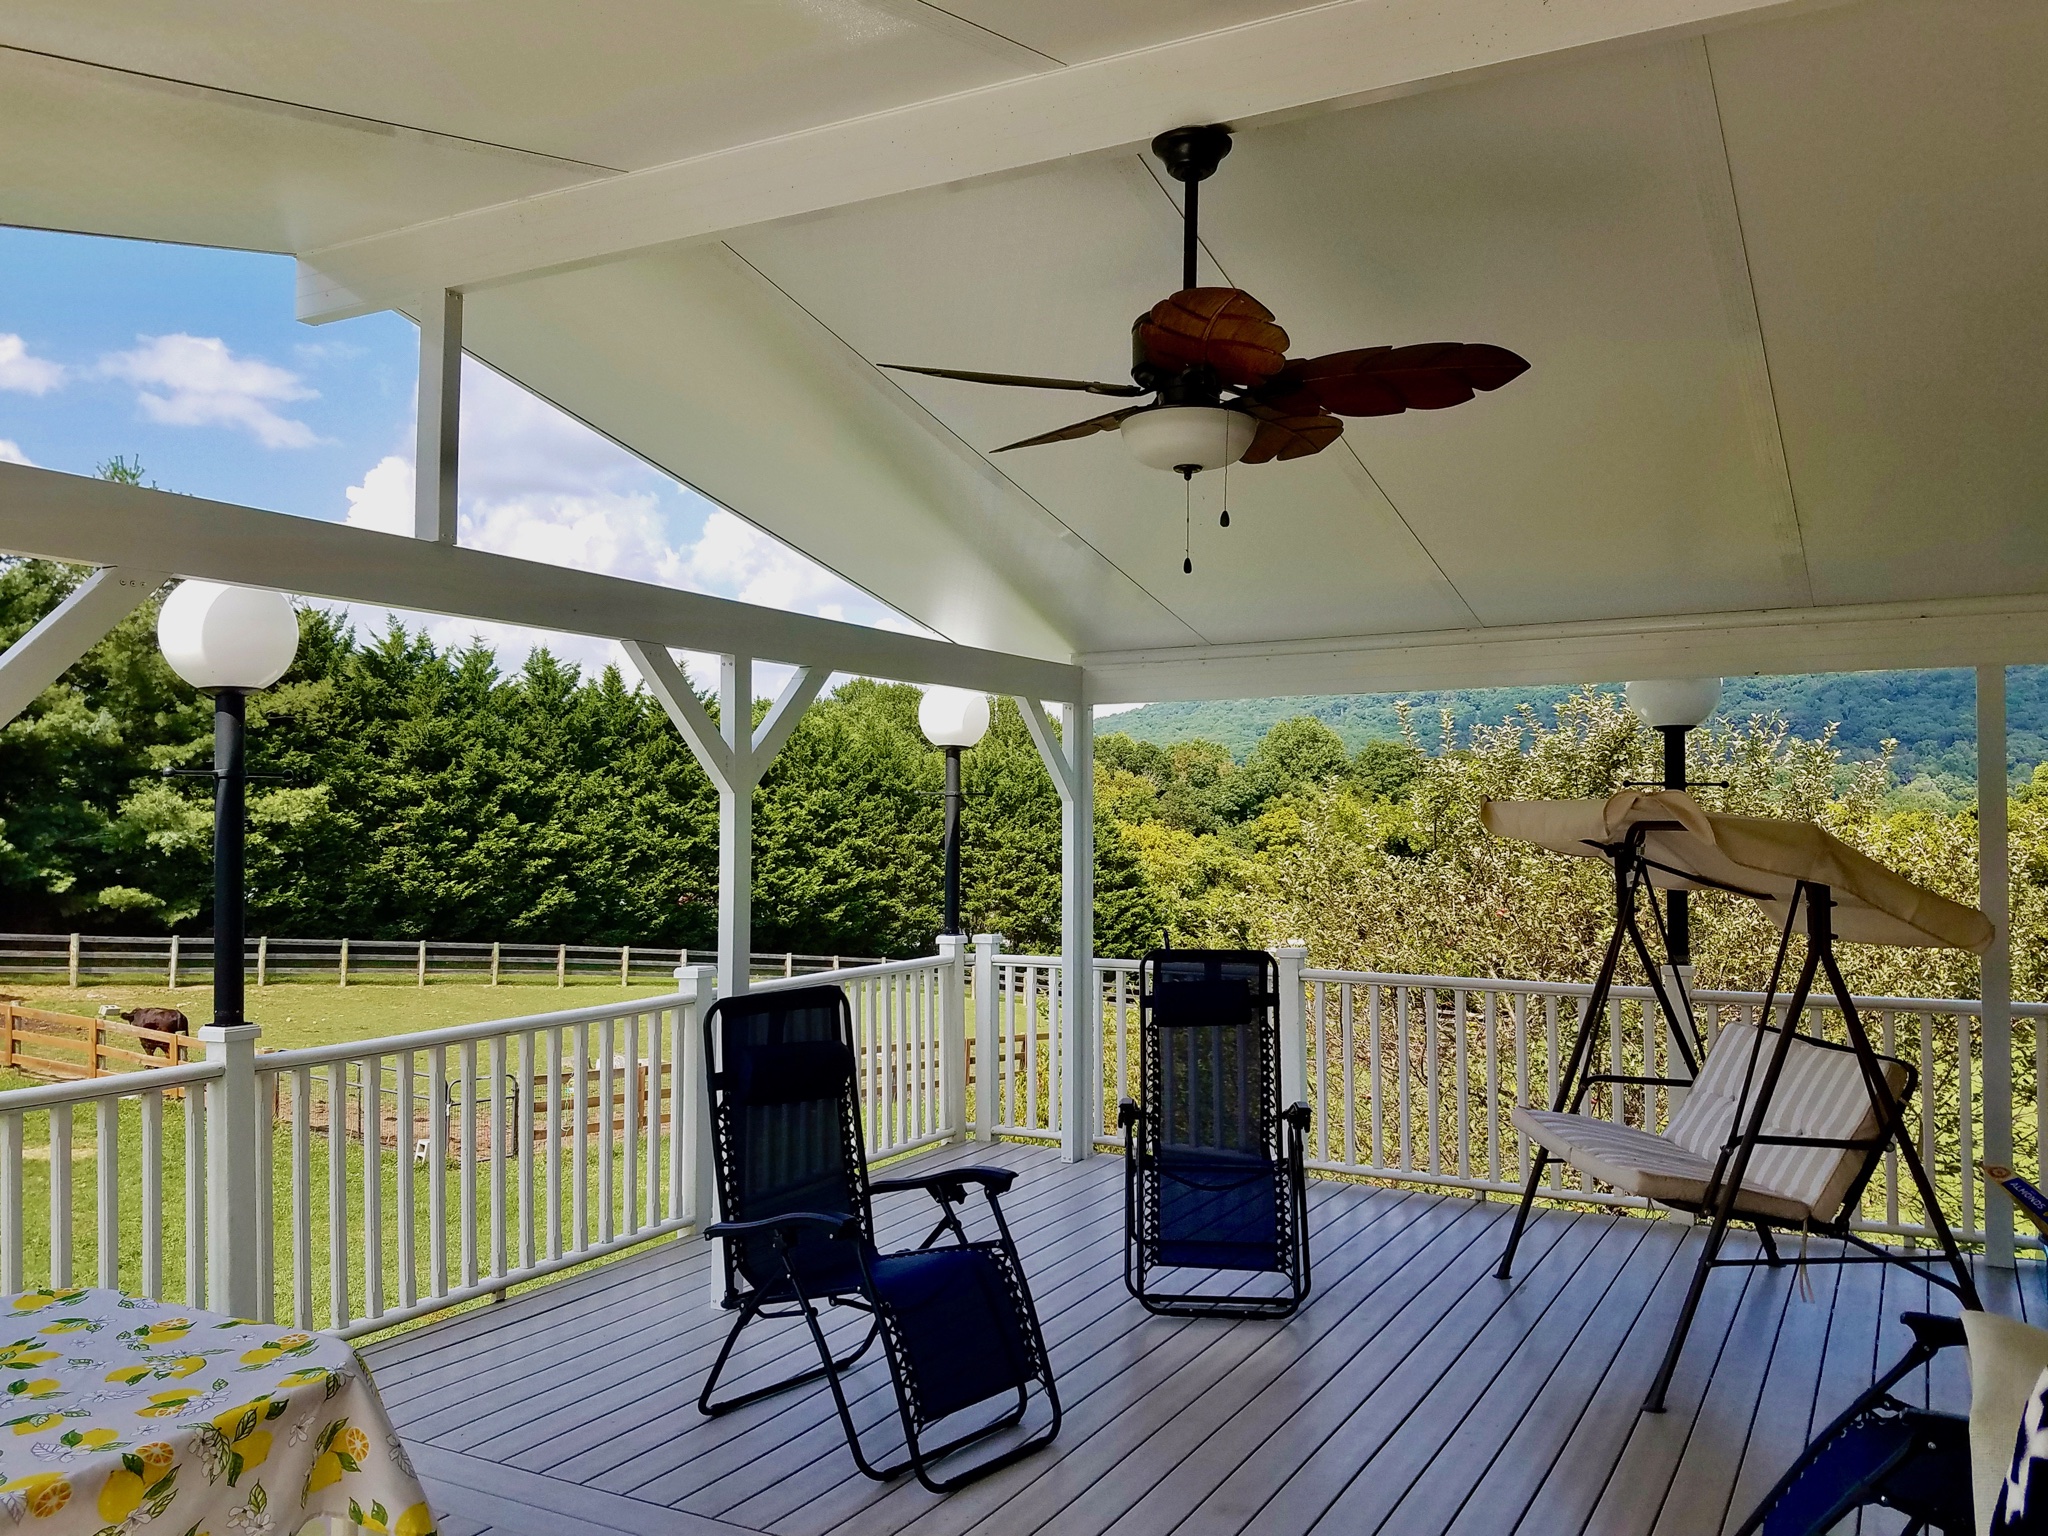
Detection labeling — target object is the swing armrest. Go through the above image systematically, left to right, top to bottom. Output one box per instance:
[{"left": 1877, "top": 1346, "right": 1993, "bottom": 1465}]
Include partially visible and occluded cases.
[
  {"left": 1117, "top": 1098, "right": 1143, "bottom": 1130},
  {"left": 1283, "top": 1103, "right": 1312, "bottom": 1133},
  {"left": 869, "top": 1166, "right": 1017, "bottom": 1202},
  {"left": 704, "top": 1212, "right": 861, "bottom": 1242},
  {"left": 1901, "top": 1311, "right": 1967, "bottom": 1353}
]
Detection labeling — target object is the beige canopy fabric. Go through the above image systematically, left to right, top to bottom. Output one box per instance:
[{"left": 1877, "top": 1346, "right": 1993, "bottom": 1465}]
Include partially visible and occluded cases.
[{"left": 1480, "top": 789, "right": 1992, "bottom": 952}]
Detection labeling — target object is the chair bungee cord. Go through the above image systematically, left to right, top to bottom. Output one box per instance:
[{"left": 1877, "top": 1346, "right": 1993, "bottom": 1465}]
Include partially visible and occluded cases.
[
  {"left": 1484, "top": 791, "right": 1989, "bottom": 1415},
  {"left": 1119, "top": 949, "right": 1312, "bottom": 1318},
  {"left": 697, "top": 984, "right": 1060, "bottom": 1493}
]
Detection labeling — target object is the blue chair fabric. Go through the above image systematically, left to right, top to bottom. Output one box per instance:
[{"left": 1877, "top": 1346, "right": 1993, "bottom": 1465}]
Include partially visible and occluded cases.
[{"left": 698, "top": 983, "right": 1060, "bottom": 1494}]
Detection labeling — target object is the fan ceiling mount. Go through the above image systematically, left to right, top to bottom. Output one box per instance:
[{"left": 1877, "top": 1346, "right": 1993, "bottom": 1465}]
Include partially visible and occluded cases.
[{"left": 881, "top": 124, "right": 1531, "bottom": 490}]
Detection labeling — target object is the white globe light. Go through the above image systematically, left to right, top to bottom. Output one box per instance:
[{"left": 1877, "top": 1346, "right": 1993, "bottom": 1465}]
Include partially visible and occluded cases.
[
  {"left": 1119, "top": 406, "right": 1256, "bottom": 473},
  {"left": 156, "top": 581, "right": 300, "bottom": 691},
  {"left": 1626, "top": 677, "right": 1723, "bottom": 730},
  {"left": 918, "top": 686, "right": 990, "bottom": 750}
]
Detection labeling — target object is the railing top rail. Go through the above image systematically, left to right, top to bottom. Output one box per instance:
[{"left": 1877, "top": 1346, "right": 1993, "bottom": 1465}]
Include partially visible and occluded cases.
[
  {"left": 753, "top": 955, "right": 942, "bottom": 989},
  {"left": 1297, "top": 966, "right": 2038, "bottom": 1016},
  {"left": 256, "top": 991, "right": 690, "bottom": 1070},
  {"left": 0, "top": 1059, "right": 224, "bottom": 1111}
]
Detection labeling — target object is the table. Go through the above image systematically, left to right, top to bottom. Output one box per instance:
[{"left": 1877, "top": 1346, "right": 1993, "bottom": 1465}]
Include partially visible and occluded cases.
[{"left": 0, "top": 1287, "right": 434, "bottom": 1536}]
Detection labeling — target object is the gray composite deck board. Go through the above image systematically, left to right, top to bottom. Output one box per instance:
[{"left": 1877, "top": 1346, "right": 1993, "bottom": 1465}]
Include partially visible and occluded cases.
[{"left": 364, "top": 1142, "right": 2041, "bottom": 1536}]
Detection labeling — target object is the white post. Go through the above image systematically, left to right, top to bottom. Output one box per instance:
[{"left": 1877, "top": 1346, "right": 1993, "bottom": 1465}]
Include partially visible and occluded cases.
[
  {"left": 413, "top": 289, "right": 463, "bottom": 545},
  {"left": 718, "top": 653, "right": 754, "bottom": 1002},
  {"left": 1980, "top": 664, "right": 2015, "bottom": 1268},
  {"left": 1060, "top": 700, "right": 1095, "bottom": 1161},
  {"left": 67, "top": 933, "right": 79, "bottom": 989},
  {"left": 168, "top": 933, "right": 179, "bottom": 989},
  {"left": 937, "top": 933, "right": 969, "bottom": 1141},
  {"left": 972, "top": 933, "right": 1004, "bottom": 1141},
  {"left": 256, "top": 935, "right": 267, "bottom": 989},
  {"left": 338, "top": 937, "right": 349, "bottom": 987},
  {"left": 417, "top": 939, "right": 428, "bottom": 988},
  {"left": 490, "top": 941, "right": 500, "bottom": 986},
  {"left": 1273, "top": 943, "right": 1310, "bottom": 1112},
  {"left": 556, "top": 944, "right": 566, "bottom": 988},
  {"left": 620, "top": 945, "right": 631, "bottom": 986},
  {"left": 676, "top": 963, "right": 722, "bottom": 1305},
  {"left": 199, "top": 1022, "right": 264, "bottom": 1317}
]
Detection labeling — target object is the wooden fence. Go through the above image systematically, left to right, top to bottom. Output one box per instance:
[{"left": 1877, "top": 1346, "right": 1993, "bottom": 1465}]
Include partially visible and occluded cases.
[
  {"left": 0, "top": 933, "right": 881, "bottom": 988},
  {"left": 0, "top": 1001, "right": 203, "bottom": 1081}
]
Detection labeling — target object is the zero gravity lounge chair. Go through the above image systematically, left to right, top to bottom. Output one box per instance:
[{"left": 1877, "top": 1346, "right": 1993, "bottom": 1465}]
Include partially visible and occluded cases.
[
  {"left": 1484, "top": 791, "right": 1993, "bottom": 1414},
  {"left": 1118, "top": 950, "right": 1312, "bottom": 1318},
  {"left": 697, "top": 984, "right": 1060, "bottom": 1493}
]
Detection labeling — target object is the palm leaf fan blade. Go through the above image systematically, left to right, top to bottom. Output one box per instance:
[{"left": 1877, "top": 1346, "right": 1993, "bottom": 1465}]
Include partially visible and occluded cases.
[
  {"left": 1136, "top": 288, "right": 1290, "bottom": 387},
  {"left": 1260, "top": 343, "right": 1530, "bottom": 416},
  {"left": 879, "top": 364, "right": 1146, "bottom": 397},
  {"left": 990, "top": 407, "right": 1142, "bottom": 454},
  {"left": 1240, "top": 409, "right": 1343, "bottom": 464}
]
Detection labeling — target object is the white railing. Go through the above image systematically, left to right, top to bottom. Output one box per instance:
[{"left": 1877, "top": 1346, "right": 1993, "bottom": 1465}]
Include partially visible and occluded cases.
[
  {"left": 976, "top": 949, "right": 1076, "bottom": 1142},
  {"left": 0, "top": 951, "right": 968, "bottom": 1336},
  {"left": 1081, "top": 960, "right": 2038, "bottom": 1251},
  {"left": 0, "top": 1061, "right": 223, "bottom": 1300}
]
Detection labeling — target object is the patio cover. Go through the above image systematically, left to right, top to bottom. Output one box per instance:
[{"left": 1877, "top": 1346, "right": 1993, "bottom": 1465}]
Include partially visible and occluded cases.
[{"left": 1480, "top": 789, "right": 1992, "bottom": 952}]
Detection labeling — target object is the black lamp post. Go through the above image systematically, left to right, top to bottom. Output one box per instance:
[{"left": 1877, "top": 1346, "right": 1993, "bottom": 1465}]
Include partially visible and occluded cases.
[
  {"left": 157, "top": 582, "right": 300, "bottom": 1024},
  {"left": 1625, "top": 678, "right": 1723, "bottom": 970},
  {"left": 917, "top": 687, "right": 991, "bottom": 937}
]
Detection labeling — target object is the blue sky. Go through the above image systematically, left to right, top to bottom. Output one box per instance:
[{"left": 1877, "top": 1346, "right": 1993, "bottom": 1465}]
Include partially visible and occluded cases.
[{"left": 0, "top": 225, "right": 907, "bottom": 683}]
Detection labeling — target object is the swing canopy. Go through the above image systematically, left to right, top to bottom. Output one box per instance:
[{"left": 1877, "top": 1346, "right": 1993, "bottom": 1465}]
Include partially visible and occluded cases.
[{"left": 1479, "top": 789, "right": 1992, "bottom": 952}]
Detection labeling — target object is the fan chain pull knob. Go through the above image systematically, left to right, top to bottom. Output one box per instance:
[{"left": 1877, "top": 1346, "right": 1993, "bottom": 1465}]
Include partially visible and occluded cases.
[
  {"left": 1220, "top": 510, "right": 1231, "bottom": 528},
  {"left": 1183, "top": 556, "right": 1193, "bottom": 574}
]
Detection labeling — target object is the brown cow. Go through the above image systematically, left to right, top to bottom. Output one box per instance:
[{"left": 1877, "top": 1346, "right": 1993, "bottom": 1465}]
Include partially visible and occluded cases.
[{"left": 124, "top": 1006, "right": 190, "bottom": 1056}]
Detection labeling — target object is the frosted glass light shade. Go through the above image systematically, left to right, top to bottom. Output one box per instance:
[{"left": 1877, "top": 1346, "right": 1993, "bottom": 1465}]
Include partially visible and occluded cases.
[
  {"left": 1119, "top": 406, "right": 1256, "bottom": 472},
  {"left": 157, "top": 581, "right": 300, "bottom": 691},
  {"left": 1626, "top": 678, "right": 1722, "bottom": 729},
  {"left": 918, "top": 686, "right": 990, "bottom": 749}
]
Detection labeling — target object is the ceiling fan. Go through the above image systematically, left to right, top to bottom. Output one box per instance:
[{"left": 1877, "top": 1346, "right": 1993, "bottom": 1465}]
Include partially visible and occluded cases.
[{"left": 881, "top": 125, "right": 1530, "bottom": 568}]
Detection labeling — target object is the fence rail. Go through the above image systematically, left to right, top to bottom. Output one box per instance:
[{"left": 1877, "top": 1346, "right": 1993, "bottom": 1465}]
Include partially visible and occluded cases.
[
  {"left": 0, "top": 931, "right": 880, "bottom": 988},
  {"left": 0, "top": 942, "right": 2030, "bottom": 1341}
]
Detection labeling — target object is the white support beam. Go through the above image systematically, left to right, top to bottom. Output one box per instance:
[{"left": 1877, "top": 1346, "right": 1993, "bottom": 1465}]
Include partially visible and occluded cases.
[
  {"left": 296, "top": 0, "right": 1852, "bottom": 321},
  {"left": 413, "top": 290, "right": 462, "bottom": 545},
  {"left": 0, "top": 463, "right": 1080, "bottom": 700},
  {"left": 0, "top": 566, "right": 168, "bottom": 727},
  {"left": 1081, "top": 592, "right": 2048, "bottom": 705},
  {"left": 625, "top": 641, "right": 732, "bottom": 787},
  {"left": 1980, "top": 664, "right": 2015, "bottom": 1268},
  {"left": 750, "top": 666, "right": 825, "bottom": 774},
  {"left": 1018, "top": 695, "right": 1095, "bottom": 1162}
]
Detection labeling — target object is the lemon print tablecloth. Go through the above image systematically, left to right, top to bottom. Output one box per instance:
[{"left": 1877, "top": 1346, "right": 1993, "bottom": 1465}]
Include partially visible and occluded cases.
[{"left": 0, "top": 1287, "right": 433, "bottom": 1536}]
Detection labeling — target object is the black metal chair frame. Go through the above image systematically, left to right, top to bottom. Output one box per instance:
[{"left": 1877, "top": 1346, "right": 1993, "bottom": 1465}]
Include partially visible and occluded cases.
[
  {"left": 1494, "top": 827, "right": 1980, "bottom": 1414},
  {"left": 1119, "top": 950, "right": 1312, "bottom": 1319},
  {"left": 696, "top": 984, "right": 1061, "bottom": 1494},
  {"left": 1732, "top": 1310, "right": 1972, "bottom": 1535}
]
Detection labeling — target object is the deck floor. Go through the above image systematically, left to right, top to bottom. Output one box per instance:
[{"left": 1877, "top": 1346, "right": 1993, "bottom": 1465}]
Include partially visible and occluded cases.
[{"left": 365, "top": 1140, "right": 2040, "bottom": 1536}]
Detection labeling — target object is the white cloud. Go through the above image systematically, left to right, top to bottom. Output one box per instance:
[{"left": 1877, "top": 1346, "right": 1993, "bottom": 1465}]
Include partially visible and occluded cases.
[
  {"left": 99, "top": 334, "right": 324, "bottom": 449},
  {"left": 0, "top": 335, "right": 64, "bottom": 395},
  {"left": 0, "top": 440, "right": 32, "bottom": 467},
  {"left": 343, "top": 454, "right": 414, "bottom": 536}
]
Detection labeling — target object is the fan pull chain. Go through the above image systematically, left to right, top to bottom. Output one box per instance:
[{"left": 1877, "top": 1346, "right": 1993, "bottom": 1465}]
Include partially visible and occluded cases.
[
  {"left": 1220, "top": 454, "right": 1232, "bottom": 528},
  {"left": 1180, "top": 466, "right": 1194, "bottom": 573}
]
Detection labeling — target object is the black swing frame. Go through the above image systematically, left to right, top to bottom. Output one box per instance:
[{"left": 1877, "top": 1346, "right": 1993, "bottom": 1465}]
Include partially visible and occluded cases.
[
  {"left": 1492, "top": 826, "right": 1980, "bottom": 1415},
  {"left": 1118, "top": 949, "right": 1313, "bottom": 1319},
  {"left": 696, "top": 985, "right": 1061, "bottom": 1493}
]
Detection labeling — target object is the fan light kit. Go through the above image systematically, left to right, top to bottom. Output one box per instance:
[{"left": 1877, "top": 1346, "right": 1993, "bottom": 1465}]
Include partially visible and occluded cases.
[{"left": 884, "top": 124, "right": 1531, "bottom": 572}]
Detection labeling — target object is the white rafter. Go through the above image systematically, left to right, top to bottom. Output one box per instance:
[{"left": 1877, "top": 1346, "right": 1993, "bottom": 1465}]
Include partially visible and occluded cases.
[{"left": 296, "top": 0, "right": 1853, "bottom": 322}]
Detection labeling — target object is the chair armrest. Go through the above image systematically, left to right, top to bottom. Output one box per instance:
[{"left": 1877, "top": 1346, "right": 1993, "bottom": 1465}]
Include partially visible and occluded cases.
[
  {"left": 1117, "top": 1098, "right": 1143, "bottom": 1130},
  {"left": 1283, "top": 1103, "right": 1312, "bottom": 1132},
  {"left": 869, "top": 1165, "right": 1019, "bottom": 1201},
  {"left": 704, "top": 1212, "right": 860, "bottom": 1242},
  {"left": 1902, "top": 1311, "right": 1967, "bottom": 1353}
]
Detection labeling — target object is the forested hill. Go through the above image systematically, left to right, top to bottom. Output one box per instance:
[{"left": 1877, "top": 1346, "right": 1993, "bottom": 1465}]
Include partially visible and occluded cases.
[{"left": 1103, "top": 668, "right": 2048, "bottom": 786}]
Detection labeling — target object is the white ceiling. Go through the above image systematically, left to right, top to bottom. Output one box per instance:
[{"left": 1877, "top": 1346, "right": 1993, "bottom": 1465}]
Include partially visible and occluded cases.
[{"left": 3, "top": 0, "right": 2045, "bottom": 691}]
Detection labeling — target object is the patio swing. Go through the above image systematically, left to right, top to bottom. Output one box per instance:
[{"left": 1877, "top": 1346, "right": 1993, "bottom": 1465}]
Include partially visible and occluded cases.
[
  {"left": 1484, "top": 790, "right": 1992, "bottom": 1414},
  {"left": 1117, "top": 949, "right": 1313, "bottom": 1318},
  {"left": 697, "top": 984, "right": 1061, "bottom": 1493}
]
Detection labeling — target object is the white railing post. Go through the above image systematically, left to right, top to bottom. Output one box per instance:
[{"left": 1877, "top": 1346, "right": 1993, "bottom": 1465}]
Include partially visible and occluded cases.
[
  {"left": 937, "top": 934, "right": 968, "bottom": 1141},
  {"left": 972, "top": 934, "right": 1004, "bottom": 1141},
  {"left": 1273, "top": 944, "right": 1309, "bottom": 1111},
  {"left": 675, "top": 965, "right": 719, "bottom": 1235},
  {"left": 199, "top": 1023, "right": 264, "bottom": 1319}
]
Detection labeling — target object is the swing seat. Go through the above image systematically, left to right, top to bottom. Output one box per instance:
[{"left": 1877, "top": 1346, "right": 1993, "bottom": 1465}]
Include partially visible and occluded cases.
[{"left": 1512, "top": 1019, "right": 1910, "bottom": 1227}]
